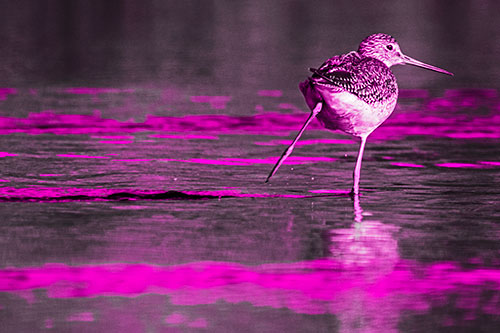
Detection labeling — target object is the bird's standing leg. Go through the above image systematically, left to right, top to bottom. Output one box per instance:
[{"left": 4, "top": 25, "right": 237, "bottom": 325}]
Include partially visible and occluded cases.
[
  {"left": 265, "top": 102, "right": 322, "bottom": 182},
  {"left": 351, "top": 135, "right": 368, "bottom": 195}
]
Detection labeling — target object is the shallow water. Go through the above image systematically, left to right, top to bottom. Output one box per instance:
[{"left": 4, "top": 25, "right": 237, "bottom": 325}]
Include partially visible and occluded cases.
[
  {"left": 2, "top": 1, "right": 500, "bottom": 332},
  {"left": 1, "top": 86, "right": 500, "bottom": 332}
]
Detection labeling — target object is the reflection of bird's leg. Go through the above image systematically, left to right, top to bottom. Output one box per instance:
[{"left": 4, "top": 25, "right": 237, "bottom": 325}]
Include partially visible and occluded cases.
[
  {"left": 265, "top": 102, "right": 322, "bottom": 182},
  {"left": 351, "top": 135, "right": 368, "bottom": 195},
  {"left": 353, "top": 190, "right": 363, "bottom": 224}
]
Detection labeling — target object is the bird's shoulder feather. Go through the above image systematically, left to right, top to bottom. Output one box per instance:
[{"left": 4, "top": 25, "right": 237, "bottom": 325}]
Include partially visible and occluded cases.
[{"left": 309, "top": 51, "right": 398, "bottom": 104}]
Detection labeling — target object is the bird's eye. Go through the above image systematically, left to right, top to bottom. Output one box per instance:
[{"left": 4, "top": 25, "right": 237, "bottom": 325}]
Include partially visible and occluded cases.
[{"left": 386, "top": 44, "right": 393, "bottom": 50}]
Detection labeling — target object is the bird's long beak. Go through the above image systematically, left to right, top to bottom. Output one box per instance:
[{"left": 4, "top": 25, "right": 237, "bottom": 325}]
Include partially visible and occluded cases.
[{"left": 401, "top": 54, "right": 453, "bottom": 76}]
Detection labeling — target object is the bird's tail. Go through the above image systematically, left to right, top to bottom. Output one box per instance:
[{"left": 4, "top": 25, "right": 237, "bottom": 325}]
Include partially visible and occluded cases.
[{"left": 299, "top": 78, "right": 323, "bottom": 112}]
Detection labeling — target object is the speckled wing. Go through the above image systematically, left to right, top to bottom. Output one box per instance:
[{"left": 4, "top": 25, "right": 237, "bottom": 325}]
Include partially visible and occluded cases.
[{"left": 309, "top": 52, "right": 398, "bottom": 105}]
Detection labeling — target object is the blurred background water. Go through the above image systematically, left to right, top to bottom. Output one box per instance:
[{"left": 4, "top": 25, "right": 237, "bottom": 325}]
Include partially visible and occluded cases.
[{"left": 1, "top": 1, "right": 500, "bottom": 332}]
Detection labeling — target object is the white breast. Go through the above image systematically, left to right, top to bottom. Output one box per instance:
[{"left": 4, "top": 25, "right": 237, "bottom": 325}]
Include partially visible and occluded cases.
[{"left": 316, "top": 90, "right": 397, "bottom": 137}]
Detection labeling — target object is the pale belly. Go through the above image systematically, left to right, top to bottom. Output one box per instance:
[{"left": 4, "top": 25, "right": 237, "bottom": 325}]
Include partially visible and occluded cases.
[
  {"left": 299, "top": 79, "right": 398, "bottom": 137},
  {"left": 317, "top": 91, "right": 397, "bottom": 137}
]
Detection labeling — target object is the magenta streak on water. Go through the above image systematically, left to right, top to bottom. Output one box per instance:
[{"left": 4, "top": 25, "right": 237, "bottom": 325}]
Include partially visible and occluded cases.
[
  {"left": 0, "top": 88, "right": 17, "bottom": 100},
  {"left": 64, "top": 88, "right": 135, "bottom": 95},
  {"left": 258, "top": 90, "right": 283, "bottom": 97},
  {"left": 0, "top": 96, "right": 498, "bottom": 139},
  {"left": 190, "top": 96, "right": 232, "bottom": 110},
  {"left": 443, "top": 133, "right": 500, "bottom": 139},
  {"left": 150, "top": 134, "right": 219, "bottom": 140},
  {"left": 91, "top": 135, "right": 135, "bottom": 139},
  {"left": 254, "top": 138, "right": 354, "bottom": 146},
  {"left": 99, "top": 140, "right": 133, "bottom": 145},
  {"left": 0, "top": 152, "right": 18, "bottom": 157},
  {"left": 57, "top": 154, "right": 109, "bottom": 159},
  {"left": 160, "top": 156, "right": 337, "bottom": 166},
  {"left": 113, "top": 158, "right": 152, "bottom": 162},
  {"left": 479, "top": 161, "right": 500, "bottom": 166},
  {"left": 390, "top": 162, "right": 425, "bottom": 168},
  {"left": 435, "top": 163, "right": 485, "bottom": 169},
  {"left": 39, "top": 174, "right": 64, "bottom": 177},
  {"left": 0, "top": 187, "right": 333, "bottom": 201},
  {"left": 0, "top": 187, "right": 116, "bottom": 198},
  {"left": 309, "top": 189, "right": 351, "bottom": 194},
  {"left": 182, "top": 190, "right": 315, "bottom": 199},
  {"left": 1, "top": 260, "right": 500, "bottom": 318}
]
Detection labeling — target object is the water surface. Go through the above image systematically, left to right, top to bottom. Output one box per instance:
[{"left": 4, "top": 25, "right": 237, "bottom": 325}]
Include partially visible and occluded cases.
[{"left": 1, "top": 1, "right": 500, "bottom": 332}]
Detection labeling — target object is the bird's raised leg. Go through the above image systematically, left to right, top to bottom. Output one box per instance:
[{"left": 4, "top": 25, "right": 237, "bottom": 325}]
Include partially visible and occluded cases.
[
  {"left": 265, "top": 102, "right": 322, "bottom": 183},
  {"left": 351, "top": 135, "right": 368, "bottom": 195}
]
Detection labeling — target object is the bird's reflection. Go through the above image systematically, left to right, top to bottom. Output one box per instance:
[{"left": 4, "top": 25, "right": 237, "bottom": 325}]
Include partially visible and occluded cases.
[
  {"left": 353, "top": 193, "right": 363, "bottom": 223},
  {"left": 325, "top": 194, "right": 401, "bottom": 332},
  {"left": 326, "top": 194, "right": 400, "bottom": 275}
]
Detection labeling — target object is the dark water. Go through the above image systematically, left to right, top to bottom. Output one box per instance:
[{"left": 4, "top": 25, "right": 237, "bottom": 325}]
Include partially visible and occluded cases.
[{"left": 1, "top": 1, "right": 500, "bottom": 332}]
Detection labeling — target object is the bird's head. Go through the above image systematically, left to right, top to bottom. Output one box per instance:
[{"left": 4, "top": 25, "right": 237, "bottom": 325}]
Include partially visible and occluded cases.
[{"left": 358, "top": 33, "right": 453, "bottom": 75}]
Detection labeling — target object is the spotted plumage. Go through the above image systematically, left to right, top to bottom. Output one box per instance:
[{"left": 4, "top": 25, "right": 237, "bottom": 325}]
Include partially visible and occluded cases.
[
  {"left": 266, "top": 33, "right": 453, "bottom": 194},
  {"left": 310, "top": 52, "right": 398, "bottom": 105}
]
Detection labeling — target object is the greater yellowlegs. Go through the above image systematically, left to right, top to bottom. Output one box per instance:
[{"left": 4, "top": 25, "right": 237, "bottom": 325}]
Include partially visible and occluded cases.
[{"left": 265, "top": 33, "right": 453, "bottom": 194}]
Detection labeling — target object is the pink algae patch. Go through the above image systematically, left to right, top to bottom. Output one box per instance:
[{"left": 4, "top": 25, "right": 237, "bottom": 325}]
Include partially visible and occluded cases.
[
  {"left": 258, "top": 90, "right": 283, "bottom": 97},
  {"left": 190, "top": 96, "right": 231, "bottom": 109},
  {"left": 0, "top": 152, "right": 18, "bottom": 157},
  {"left": 390, "top": 162, "right": 425, "bottom": 168}
]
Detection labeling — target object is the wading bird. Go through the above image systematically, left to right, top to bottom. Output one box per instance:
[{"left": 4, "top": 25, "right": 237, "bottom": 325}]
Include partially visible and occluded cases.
[{"left": 265, "top": 33, "right": 452, "bottom": 195}]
